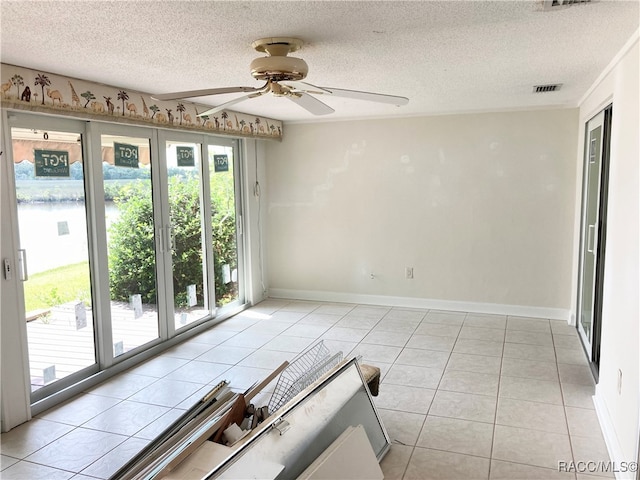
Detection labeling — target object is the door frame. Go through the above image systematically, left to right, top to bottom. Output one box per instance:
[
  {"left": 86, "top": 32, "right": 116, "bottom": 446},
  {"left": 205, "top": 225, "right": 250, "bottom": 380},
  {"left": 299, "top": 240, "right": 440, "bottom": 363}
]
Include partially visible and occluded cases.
[
  {"left": 576, "top": 104, "right": 612, "bottom": 377},
  {"left": 3, "top": 111, "right": 249, "bottom": 413},
  {"left": 7, "top": 112, "right": 102, "bottom": 403},
  {"left": 87, "top": 122, "right": 166, "bottom": 369},
  {"left": 203, "top": 137, "right": 246, "bottom": 315}
]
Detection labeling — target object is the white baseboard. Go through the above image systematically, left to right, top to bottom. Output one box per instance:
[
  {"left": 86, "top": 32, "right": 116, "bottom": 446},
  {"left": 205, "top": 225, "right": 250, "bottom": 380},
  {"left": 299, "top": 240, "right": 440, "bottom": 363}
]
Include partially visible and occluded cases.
[
  {"left": 267, "top": 288, "right": 571, "bottom": 321},
  {"left": 593, "top": 388, "right": 636, "bottom": 480}
]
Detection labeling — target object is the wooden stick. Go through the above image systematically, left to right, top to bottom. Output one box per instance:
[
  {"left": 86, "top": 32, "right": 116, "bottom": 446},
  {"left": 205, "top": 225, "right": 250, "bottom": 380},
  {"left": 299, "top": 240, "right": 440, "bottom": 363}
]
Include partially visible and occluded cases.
[
  {"left": 245, "top": 361, "right": 289, "bottom": 403},
  {"left": 211, "top": 394, "right": 247, "bottom": 443}
]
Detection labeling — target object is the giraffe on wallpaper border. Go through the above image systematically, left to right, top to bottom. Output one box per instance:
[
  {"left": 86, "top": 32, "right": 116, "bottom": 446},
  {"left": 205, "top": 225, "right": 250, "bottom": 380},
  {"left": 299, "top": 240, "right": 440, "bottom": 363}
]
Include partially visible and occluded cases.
[
  {"left": 68, "top": 81, "right": 81, "bottom": 108},
  {"left": 141, "top": 96, "right": 149, "bottom": 118}
]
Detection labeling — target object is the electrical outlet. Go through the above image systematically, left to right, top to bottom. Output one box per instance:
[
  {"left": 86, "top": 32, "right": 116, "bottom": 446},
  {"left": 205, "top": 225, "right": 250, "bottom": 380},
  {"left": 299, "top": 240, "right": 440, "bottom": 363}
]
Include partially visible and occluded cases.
[{"left": 405, "top": 267, "right": 414, "bottom": 279}]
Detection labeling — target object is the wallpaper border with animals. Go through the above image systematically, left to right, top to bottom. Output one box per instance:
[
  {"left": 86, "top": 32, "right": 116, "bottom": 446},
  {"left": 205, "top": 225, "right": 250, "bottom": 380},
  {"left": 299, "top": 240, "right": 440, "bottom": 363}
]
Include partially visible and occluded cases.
[{"left": 0, "top": 64, "right": 283, "bottom": 140}]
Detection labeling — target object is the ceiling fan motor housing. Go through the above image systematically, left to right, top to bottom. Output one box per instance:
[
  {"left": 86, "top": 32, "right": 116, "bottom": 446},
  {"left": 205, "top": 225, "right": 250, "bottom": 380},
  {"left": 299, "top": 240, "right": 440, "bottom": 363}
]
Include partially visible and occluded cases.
[{"left": 250, "top": 55, "right": 309, "bottom": 82}]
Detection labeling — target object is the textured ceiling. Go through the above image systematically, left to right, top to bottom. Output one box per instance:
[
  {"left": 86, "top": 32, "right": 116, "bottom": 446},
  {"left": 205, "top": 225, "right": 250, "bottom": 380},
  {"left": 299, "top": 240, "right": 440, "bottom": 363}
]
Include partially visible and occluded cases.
[{"left": 1, "top": 1, "right": 638, "bottom": 123}]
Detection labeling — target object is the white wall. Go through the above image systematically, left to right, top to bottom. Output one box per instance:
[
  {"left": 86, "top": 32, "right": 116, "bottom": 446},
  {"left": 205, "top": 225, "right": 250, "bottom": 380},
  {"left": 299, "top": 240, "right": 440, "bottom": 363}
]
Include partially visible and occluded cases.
[
  {"left": 581, "top": 35, "right": 639, "bottom": 475},
  {"left": 265, "top": 109, "right": 578, "bottom": 318},
  {"left": 242, "top": 138, "right": 269, "bottom": 305}
]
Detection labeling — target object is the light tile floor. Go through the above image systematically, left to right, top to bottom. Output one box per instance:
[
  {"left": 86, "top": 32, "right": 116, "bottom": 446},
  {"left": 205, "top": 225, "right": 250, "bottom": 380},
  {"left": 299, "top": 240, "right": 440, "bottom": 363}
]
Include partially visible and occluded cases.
[{"left": 1, "top": 299, "right": 611, "bottom": 479}]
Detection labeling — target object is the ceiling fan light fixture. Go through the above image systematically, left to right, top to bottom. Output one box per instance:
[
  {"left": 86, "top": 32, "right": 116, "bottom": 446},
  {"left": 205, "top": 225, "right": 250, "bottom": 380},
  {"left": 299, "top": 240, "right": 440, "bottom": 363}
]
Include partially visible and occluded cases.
[{"left": 250, "top": 56, "right": 309, "bottom": 82}]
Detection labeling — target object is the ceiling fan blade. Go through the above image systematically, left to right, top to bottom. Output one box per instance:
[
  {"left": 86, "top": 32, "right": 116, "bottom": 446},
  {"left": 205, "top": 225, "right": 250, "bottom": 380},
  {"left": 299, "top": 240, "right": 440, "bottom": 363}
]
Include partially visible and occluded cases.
[
  {"left": 282, "top": 81, "right": 333, "bottom": 95},
  {"left": 296, "top": 82, "right": 409, "bottom": 106},
  {"left": 151, "top": 86, "right": 260, "bottom": 101},
  {"left": 197, "top": 92, "right": 265, "bottom": 117},
  {"left": 287, "top": 92, "right": 334, "bottom": 116}
]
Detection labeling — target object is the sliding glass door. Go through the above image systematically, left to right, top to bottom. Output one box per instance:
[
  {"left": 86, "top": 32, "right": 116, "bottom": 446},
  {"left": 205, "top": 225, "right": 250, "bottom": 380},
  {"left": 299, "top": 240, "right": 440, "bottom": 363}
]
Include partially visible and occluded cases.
[
  {"left": 577, "top": 106, "right": 612, "bottom": 371},
  {"left": 7, "top": 112, "right": 245, "bottom": 404},
  {"left": 10, "top": 121, "right": 98, "bottom": 399},
  {"left": 100, "top": 133, "right": 161, "bottom": 357},
  {"left": 161, "top": 134, "right": 244, "bottom": 331},
  {"left": 162, "top": 134, "right": 211, "bottom": 331},
  {"left": 208, "top": 143, "right": 242, "bottom": 310}
]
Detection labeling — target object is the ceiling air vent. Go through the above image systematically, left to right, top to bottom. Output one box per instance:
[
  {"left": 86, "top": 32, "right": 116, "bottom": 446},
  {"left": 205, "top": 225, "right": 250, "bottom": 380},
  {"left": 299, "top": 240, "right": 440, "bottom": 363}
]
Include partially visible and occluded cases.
[
  {"left": 541, "top": 0, "right": 591, "bottom": 10},
  {"left": 533, "top": 84, "right": 562, "bottom": 93}
]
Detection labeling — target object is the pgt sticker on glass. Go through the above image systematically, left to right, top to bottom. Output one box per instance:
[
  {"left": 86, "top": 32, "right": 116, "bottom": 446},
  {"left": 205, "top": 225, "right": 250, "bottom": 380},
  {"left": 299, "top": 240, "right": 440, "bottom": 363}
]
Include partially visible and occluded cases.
[
  {"left": 114, "top": 142, "right": 139, "bottom": 168},
  {"left": 177, "top": 146, "right": 195, "bottom": 167},
  {"left": 34, "top": 149, "right": 70, "bottom": 177},
  {"left": 214, "top": 154, "right": 229, "bottom": 172},
  {"left": 57, "top": 221, "right": 70, "bottom": 236},
  {"left": 187, "top": 284, "right": 197, "bottom": 307},
  {"left": 130, "top": 293, "right": 143, "bottom": 319},
  {"left": 75, "top": 302, "right": 87, "bottom": 330},
  {"left": 114, "top": 341, "right": 124, "bottom": 357},
  {"left": 43, "top": 365, "right": 56, "bottom": 384}
]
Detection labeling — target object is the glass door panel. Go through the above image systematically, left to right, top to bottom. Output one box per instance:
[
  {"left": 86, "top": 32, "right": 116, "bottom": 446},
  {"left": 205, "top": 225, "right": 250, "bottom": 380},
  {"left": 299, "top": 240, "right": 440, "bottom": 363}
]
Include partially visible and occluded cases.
[
  {"left": 577, "top": 106, "right": 610, "bottom": 368},
  {"left": 578, "top": 113, "right": 603, "bottom": 348},
  {"left": 579, "top": 124, "right": 601, "bottom": 346},
  {"left": 11, "top": 127, "right": 97, "bottom": 393},
  {"left": 101, "top": 134, "right": 160, "bottom": 356},
  {"left": 165, "top": 141, "right": 211, "bottom": 330},
  {"left": 208, "top": 144, "right": 240, "bottom": 308}
]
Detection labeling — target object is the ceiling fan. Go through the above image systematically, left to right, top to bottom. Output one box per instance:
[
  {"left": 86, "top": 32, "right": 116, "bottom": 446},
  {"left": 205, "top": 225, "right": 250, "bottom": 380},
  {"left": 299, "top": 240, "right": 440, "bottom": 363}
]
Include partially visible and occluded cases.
[{"left": 151, "top": 37, "right": 409, "bottom": 117}]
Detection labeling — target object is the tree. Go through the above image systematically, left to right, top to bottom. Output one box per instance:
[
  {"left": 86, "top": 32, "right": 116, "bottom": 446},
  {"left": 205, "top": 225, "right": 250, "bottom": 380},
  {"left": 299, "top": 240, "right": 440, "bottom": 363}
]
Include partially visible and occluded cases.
[
  {"left": 34, "top": 73, "right": 50, "bottom": 105},
  {"left": 11, "top": 74, "right": 24, "bottom": 98},
  {"left": 117, "top": 90, "right": 129, "bottom": 116},
  {"left": 81, "top": 91, "right": 95, "bottom": 108},
  {"left": 176, "top": 103, "right": 185, "bottom": 125},
  {"left": 149, "top": 104, "right": 159, "bottom": 119},
  {"left": 221, "top": 111, "right": 228, "bottom": 130},
  {"left": 255, "top": 117, "right": 261, "bottom": 133},
  {"left": 239, "top": 119, "right": 246, "bottom": 132},
  {"left": 108, "top": 172, "right": 238, "bottom": 307},
  {"left": 167, "top": 177, "right": 206, "bottom": 307},
  {"left": 108, "top": 182, "right": 157, "bottom": 304}
]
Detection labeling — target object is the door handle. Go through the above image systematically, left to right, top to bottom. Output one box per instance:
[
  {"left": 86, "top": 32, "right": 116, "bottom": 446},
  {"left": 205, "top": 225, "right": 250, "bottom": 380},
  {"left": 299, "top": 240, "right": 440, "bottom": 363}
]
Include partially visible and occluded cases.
[
  {"left": 587, "top": 224, "right": 596, "bottom": 253},
  {"left": 157, "top": 226, "right": 173, "bottom": 253},
  {"left": 166, "top": 226, "right": 174, "bottom": 252},
  {"left": 157, "top": 227, "right": 165, "bottom": 253},
  {"left": 18, "top": 249, "right": 28, "bottom": 281}
]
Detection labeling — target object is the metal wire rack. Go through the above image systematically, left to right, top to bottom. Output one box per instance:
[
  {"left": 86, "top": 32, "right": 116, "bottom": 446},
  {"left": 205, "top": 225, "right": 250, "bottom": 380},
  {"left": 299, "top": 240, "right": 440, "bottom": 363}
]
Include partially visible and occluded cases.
[{"left": 268, "top": 340, "right": 343, "bottom": 413}]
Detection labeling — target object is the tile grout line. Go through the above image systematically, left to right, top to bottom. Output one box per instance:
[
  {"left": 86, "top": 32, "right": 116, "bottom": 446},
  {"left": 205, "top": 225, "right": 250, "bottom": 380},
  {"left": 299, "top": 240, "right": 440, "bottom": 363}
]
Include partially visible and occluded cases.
[
  {"left": 398, "top": 308, "right": 429, "bottom": 479},
  {"left": 486, "top": 315, "right": 507, "bottom": 480},
  {"left": 553, "top": 325, "right": 580, "bottom": 479}
]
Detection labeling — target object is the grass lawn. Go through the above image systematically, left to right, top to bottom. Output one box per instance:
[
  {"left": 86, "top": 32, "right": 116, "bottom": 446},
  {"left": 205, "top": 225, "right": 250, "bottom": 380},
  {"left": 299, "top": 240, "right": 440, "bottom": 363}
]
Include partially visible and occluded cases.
[{"left": 25, "top": 262, "right": 91, "bottom": 312}]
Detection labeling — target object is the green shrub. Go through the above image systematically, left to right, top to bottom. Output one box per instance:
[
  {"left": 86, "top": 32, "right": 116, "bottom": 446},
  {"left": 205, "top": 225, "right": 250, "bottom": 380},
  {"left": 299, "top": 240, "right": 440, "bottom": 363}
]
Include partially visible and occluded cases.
[
  {"left": 108, "top": 174, "right": 237, "bottom": 308},
  {"left": 108, "top": 181, "right": 157, "bottom": 304}
]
